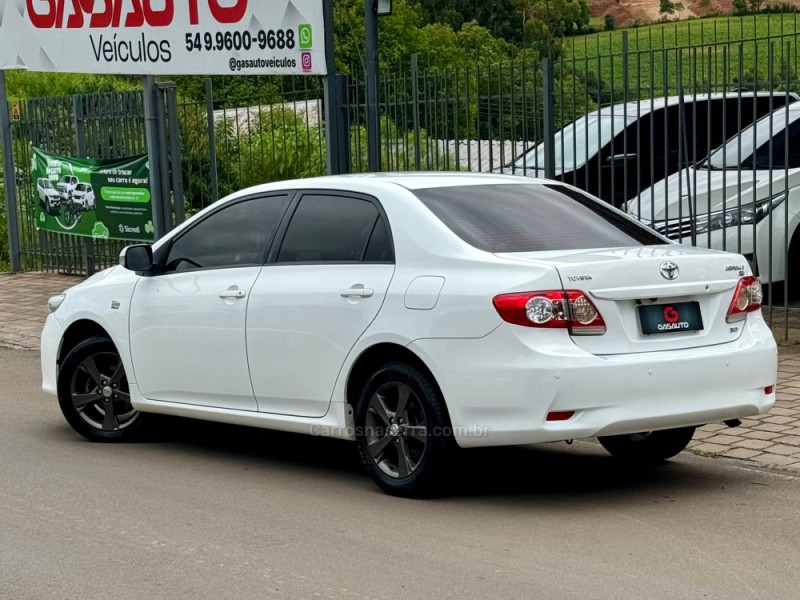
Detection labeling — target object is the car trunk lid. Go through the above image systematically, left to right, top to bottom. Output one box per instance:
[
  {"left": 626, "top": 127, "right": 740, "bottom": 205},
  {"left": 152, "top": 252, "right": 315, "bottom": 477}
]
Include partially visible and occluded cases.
[{"left": 496, "top": 245, "right": 748, "bottom": 355}]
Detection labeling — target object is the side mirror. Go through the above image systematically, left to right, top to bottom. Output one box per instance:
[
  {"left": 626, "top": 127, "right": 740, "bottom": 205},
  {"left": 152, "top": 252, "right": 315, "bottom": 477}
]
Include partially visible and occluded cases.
[
  {"left": 607, "top": 153, "right": 637, "bottom": 164},
  {"left": 120, "top": 244, "right": 154, "bottom": 273}
]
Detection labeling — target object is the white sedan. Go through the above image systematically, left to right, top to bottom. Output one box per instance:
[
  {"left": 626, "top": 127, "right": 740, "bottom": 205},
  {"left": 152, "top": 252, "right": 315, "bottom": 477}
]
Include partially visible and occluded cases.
[{"left": 41, "top": 173, "right": 777, "bottom": 496}]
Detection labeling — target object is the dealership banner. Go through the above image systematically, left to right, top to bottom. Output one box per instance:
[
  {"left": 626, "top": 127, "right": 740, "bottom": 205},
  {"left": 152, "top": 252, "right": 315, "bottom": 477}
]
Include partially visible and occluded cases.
[
  {"left": 0, "top": 1, "right": 325, "bottom": 75},
  {"left": 32, "top": 147, "right": 154, "bottom": 242}
]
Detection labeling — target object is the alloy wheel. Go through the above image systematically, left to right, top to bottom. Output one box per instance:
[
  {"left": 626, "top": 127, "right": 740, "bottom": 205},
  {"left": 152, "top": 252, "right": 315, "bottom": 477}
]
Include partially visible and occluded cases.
[
  {"left": 70, "top": 351, "right": 138, "bottom": 432},
  {"left": 364, "top": 381, "right": 428, "bottom": 479}
]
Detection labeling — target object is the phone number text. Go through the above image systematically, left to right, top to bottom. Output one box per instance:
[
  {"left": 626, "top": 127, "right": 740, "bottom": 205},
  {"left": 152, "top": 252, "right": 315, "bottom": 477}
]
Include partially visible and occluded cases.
[{"left": 185, "top": 30, "right": 296, "bottom": 53}]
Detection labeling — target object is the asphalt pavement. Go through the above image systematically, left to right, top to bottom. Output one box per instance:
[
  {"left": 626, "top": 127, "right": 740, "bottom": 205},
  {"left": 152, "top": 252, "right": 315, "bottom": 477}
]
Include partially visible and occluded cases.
[{"left": 1, "top": 347, "right": 799, "bottom": 600}]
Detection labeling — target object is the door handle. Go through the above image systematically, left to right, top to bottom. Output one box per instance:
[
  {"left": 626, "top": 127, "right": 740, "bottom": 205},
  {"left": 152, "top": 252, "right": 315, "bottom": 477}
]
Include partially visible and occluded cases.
[
  {"left": 341, "top": 286, "right": 374, "bottom": 298},
  {"left": 219, "top": 288, "right": 247, "bottom": 299}
]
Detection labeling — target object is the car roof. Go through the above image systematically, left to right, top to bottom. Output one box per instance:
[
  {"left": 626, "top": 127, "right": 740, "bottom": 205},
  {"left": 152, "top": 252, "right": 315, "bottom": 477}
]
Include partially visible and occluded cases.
[
  {"left": 591, "top": 92, "right": 799, "bottom": 118},
  {"left": 223, "top": 172, "right": 557, "bottom": 202}
]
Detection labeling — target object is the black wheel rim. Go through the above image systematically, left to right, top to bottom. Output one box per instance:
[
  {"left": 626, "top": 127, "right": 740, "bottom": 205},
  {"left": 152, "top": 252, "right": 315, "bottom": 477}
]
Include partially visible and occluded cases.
[
  {"left": 70, "top": 351, "right": 138, "bottom": 432},
  {"left": 365, "top": 382, "right": 428, "bottom": 479}
]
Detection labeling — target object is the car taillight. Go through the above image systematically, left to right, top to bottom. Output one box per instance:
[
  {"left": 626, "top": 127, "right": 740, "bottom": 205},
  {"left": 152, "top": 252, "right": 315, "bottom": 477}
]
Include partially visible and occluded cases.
[
  {"left": 726, "top": 276, "right": 763, "bottom": 323},
  {"left": 492, "top": 290, "right": 606, "bottom": 335}
]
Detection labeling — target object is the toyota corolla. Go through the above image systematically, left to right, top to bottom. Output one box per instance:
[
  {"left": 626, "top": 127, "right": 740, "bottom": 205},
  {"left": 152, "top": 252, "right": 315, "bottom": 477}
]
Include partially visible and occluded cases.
[{"left": 41, "top": 174, "right": 778, "bottom": 496}]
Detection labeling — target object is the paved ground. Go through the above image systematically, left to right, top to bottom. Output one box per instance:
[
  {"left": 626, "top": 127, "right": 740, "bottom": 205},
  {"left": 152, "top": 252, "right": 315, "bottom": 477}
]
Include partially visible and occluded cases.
[
  {"left": 3, "top": 271, "right": 800, "bottom": 472},
  {"left": 1, "top": 347, "right": 799, "bottom": 600}
]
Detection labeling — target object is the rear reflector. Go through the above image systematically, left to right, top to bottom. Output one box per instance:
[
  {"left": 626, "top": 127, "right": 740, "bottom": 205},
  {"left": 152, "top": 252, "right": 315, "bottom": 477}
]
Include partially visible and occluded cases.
[
  {"left": 726, "top": 276, "right": 762, "bottom": 323},
  {"left": 493, "top": 290, "right": 606, "bottom": 335},
  {"left": 765, "top": 385, "right": 774, "bottom": 395},
  {"left": 546, "top": 410, "right": 575, "bottom": 422}
]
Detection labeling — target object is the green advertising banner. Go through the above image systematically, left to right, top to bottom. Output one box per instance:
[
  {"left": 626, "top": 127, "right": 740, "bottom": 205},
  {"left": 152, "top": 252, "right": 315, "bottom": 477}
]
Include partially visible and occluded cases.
[{"left": 32, "top": 147, "right": 154, "bottom": 242}]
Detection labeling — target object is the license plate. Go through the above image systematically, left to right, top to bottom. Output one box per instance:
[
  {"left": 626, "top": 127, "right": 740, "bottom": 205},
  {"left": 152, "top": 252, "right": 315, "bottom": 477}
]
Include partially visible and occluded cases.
[{"left": 638, "top": 302, "right": 703, "bottom": 335}]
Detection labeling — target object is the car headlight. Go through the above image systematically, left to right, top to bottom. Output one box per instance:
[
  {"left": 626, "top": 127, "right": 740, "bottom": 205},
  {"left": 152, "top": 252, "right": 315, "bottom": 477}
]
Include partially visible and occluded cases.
[
  {"left": 694, "top": 193, "right": 786, "bottom": 235},
  {"left": 48, "top": 294, "right": 66, "bottom": 313}
]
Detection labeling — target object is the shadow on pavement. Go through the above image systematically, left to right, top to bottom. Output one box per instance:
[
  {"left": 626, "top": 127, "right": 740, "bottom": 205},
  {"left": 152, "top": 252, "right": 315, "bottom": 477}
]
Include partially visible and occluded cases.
[{"left": 93, "top": 415, "right": 742, "bottom": 504}]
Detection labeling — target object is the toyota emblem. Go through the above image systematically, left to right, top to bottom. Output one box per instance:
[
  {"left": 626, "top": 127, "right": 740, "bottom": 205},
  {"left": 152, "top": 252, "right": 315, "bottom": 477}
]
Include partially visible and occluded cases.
[{"left": 660, "top": 261, "right": 679, "bottom": 280}]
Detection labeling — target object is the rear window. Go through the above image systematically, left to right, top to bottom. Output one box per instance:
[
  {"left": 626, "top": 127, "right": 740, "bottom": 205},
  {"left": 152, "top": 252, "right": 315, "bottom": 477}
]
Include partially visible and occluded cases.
[{"left": 413, "top": 183, "right": 664, "bottom": 253}]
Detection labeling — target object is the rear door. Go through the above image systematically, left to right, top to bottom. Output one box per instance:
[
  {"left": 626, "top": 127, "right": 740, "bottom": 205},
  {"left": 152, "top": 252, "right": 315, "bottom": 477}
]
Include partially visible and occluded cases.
[{"left": 246, "top": 192, "right": 395, "bottom": 417}]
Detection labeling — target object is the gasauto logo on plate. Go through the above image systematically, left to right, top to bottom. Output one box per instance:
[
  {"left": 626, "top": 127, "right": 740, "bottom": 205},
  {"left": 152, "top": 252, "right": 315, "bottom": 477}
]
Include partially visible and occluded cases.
[{"left": 660, "top": 261, "right": 679, "bottom": 280}]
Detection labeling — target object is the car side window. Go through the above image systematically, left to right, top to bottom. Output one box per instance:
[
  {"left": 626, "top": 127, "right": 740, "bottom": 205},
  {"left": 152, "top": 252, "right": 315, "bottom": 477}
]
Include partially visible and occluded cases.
[
  {"left": 747, "top": 118, "right": 800, "bottom": 169},
  {"left": 277, "top": 194, "right": 382, "bottom": 263},
  {"left": 163, "top": 195, "right": 290, "bottom": 273},
  {"left": 364, "top": 216, "right": 394, "bottom": 262}
]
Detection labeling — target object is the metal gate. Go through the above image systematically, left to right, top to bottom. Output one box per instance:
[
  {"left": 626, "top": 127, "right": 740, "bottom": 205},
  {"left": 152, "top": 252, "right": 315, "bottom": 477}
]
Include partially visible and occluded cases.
[{"left": 9, "top": 88, "right": 186, "bottom": 275}]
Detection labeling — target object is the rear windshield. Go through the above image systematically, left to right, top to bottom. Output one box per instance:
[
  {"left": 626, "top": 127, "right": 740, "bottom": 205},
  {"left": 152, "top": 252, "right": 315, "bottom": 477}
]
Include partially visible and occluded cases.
[{"left": 413, "top": 183, "right": 665, "bottom": 253}]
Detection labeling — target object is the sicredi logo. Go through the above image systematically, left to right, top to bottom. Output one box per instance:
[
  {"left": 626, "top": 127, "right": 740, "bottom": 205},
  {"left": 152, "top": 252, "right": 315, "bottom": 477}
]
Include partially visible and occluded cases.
[{"left": 27, "top": 0, "right": 249, "bottom": 29}]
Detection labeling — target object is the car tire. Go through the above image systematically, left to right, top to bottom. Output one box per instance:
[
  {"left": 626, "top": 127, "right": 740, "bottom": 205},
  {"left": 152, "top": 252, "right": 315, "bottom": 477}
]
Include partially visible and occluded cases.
[
  {"left": 787, "top": 232, "right": 800, "bottom": 300},
  {"left": 57, "top": 336, "right": 146, "bottom": 442},
  {"left": 355, "top": 362, "right": 454, "bottom": 497},
  {"left": 598, "top": 427, "right": 696, "bottom": 464}
]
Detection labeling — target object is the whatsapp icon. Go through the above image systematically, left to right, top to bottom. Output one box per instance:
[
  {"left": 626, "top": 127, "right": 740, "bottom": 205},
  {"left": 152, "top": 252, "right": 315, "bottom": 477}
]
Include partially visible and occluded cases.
[{"left": 298, "top": 24, "right": 312, "bottom": 49}]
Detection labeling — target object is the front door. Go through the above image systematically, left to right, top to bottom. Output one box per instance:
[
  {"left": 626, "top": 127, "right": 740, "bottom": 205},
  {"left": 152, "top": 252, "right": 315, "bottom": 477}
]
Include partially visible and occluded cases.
[{"left": 129, "top": 194, "right": 291, "bottom": 411}]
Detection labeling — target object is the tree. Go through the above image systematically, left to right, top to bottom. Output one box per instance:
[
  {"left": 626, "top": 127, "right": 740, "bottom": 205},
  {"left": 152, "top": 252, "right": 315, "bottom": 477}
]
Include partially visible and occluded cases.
[
  {"left": 333, "top": 0, "right": 513, "bottom": 72},
  {"left": 416, "top": 0, "right": 525, "bottom": 46},
  {"left": 513, "top": 0, "right": 591, "bottom": 57},
  {"left": 659, "top": 0, "right": 676, "bottom": 15},
  {"left": 732, "top": 0, "right": 748, "bottom": 13},
  {"left": 748, "top": 0, "right": 765, "bottom": 11},
  {"left": 674, "top": 2, "right": 685, "bottom": 17},
  {"left": 604, "top": 14, "right": 616, "bottom": 31}
]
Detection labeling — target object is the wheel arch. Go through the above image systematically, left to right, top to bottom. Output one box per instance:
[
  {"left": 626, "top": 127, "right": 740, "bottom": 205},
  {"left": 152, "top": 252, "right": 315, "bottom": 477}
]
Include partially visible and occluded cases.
[
  {"left": 58, "top": 319, "right": 114, "bottom": 366},
  {"left": 345, "top": 343, "right": 448, "bottom": 415}
]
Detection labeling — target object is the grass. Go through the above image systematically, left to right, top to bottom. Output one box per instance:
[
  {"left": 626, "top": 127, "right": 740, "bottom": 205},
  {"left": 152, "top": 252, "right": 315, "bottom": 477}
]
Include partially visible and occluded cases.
[{"left": 562, "top": 14, "right": 800, "bottom": 93}]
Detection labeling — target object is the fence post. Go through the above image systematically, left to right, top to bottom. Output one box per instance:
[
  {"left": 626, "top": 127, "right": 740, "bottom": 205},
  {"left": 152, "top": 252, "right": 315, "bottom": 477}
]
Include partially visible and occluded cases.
[
  {"left": 322, "top": 0, "right": 350, "bottom": 175},
  {"left": 365, "top": 0, "right": 381, "bottom": 171},
  {"left": 622, "top": 30, "right": 629, "bottom": 204},
  {"left": 411, "top": 54, "right": 421, "bottom": 171},
  {"left": 542, "top": 57, "right": 556, "bottom": 179},
  {"left": 0, "top": 71, "right": 21, "bottom": 273},
  {"left": 142, "top": 75, "right": 167, "bottom": 240},
  {"left": 205, "top": 78, "right": 220, "bottom": 203},
  {"left": 154, "top": 84, "right": 173, "bottom": 234},
  {"left": 165, "top": 87, "right": 185, "bottom": 225},
  {"left": 72, "top": 95, "right": 94, "bottom": 277},
  {"left": 29, "top": 98, "right": 48, "bottom": 271}
]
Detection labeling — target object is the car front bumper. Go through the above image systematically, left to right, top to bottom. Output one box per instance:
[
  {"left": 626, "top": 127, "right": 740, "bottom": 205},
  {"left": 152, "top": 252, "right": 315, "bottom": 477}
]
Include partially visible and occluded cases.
[
  {"left": 40, "top": 313, "right": 63, "bottom": 397},
  {"left": 410, "top": 316, "right": 778, "bottom": 448}
]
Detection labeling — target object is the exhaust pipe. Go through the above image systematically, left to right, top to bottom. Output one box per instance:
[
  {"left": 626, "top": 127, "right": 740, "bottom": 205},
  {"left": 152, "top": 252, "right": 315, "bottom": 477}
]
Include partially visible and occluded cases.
[{"left": 723, "top": 419, "right": 742, "bottom": 428}]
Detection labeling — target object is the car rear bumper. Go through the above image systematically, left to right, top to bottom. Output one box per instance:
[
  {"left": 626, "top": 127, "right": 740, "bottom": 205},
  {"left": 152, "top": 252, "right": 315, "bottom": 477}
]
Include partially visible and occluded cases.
[{"left": 409, "top": 316, "right": 778, "bottom": 448}]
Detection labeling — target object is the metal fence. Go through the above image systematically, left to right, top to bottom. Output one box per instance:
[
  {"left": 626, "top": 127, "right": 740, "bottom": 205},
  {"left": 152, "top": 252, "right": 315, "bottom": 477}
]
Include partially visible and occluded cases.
[
  {"left": 5, "top": 18, "right": 800, "bottom": 336},
  {"left": 342, "top": 30, "right": 800, "bottom": 337},
  {"left": 176, "top": 76, "right": 327, "bottom": 218},
  {"left": 11, "top": 91, "right": 147, "bottom": 274}
]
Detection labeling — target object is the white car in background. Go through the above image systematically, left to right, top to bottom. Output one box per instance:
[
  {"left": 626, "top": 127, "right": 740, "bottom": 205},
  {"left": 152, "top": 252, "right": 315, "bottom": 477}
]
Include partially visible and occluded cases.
[
  {"left": 630, "top": 102, "right": 800, "bottom": 291},
  {"left": 41, "top": 174, "right": 777, "bottom": 497},
  {"left": 57, "top": 175, "right": 80, "bottom": 201},
  {"left": 37, "top": 178, "right": 61, "bottom": 214},
  {"left": 71, "top": 183, "right": 95, "bottom": 210}
]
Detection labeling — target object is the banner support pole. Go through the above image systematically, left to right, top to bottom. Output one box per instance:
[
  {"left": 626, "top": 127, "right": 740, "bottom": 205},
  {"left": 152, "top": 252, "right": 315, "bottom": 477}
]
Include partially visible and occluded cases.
[
  {"left": 0, "top": 71, "right": 21, "bottom": 273},
  {"left": 142, "top": 75, "right": 167, "bottom": 240}
]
